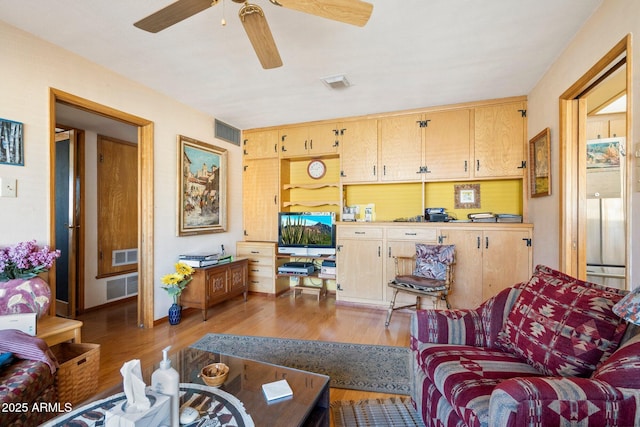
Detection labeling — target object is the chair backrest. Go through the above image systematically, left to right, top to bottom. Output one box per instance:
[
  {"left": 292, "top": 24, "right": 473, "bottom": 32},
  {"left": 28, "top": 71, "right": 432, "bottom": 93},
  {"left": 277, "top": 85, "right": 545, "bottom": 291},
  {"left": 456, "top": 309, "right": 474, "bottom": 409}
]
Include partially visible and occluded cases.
[{"left": 414, "top": 244, "right": 455, "bottom": 280}]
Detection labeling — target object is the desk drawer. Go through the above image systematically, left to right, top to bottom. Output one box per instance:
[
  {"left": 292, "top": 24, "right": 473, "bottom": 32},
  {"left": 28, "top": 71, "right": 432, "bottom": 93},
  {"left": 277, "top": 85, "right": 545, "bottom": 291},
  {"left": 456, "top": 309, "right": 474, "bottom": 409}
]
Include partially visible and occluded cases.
[
  {"left": 338, "top": 226, "right": 383, "bottom": 239},
  {"left": 386, "top": 227, "right": 437, "bottom": 241},
  {"left": 237, "top": 242, "right": 276, "bottom": 261},
  {"left": 247, "top": 264, "right": 274, "bottom": 279},
  {"left": 248, "top": 276, "right": 274, "bottom": 293}
]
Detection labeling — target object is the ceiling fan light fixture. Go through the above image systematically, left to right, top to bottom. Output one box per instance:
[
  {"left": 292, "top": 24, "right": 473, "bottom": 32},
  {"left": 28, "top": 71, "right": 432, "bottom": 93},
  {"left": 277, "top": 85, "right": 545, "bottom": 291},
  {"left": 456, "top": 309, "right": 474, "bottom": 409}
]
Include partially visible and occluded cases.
[{"left": 321, "top": 74, "right": 350, "bottom": 89}]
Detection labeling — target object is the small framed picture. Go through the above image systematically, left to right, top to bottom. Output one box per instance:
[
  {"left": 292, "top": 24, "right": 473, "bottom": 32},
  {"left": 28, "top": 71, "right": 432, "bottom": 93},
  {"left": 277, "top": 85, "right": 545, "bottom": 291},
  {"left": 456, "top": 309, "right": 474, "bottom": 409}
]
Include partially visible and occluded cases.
[
  {"left": 0, "top": 118, "right": 24, "bottom": 166},
  {"left": 529, "top": 128, "right": 551, "bottom": 197},
  {"left": 177, "top": 135, "right": 227, "bottom": 236},
  {"left": 454, "top": 184, "right": 481, "bottom": 209}
]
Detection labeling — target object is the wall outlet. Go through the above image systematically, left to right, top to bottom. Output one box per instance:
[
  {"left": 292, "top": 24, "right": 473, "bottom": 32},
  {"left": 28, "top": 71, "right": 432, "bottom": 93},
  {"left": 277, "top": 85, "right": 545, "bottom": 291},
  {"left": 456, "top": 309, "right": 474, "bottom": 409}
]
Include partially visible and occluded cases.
[{"left": 0, "top": 178, "right": 16, "bottom": 197}]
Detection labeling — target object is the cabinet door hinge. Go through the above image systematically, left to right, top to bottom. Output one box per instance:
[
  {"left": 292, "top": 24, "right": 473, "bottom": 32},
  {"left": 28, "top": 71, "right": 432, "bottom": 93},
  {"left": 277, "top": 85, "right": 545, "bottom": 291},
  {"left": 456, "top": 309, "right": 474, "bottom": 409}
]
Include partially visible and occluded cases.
[
  {"left": 518, "top": 109, "right": 527, "bottom": 118},
  {"left": 416, "top": 120, "right": 431, "bottom": 128},
  {"left": 243, "top": 138, "right": 248, "bottom": 146},
  {"left": 99, "top": 153, "right": 104, "bottom": 163},
  {"left": 517, "top": 160, "right": 526, "bottom": 169},
  {"left": 243, "top": 165, "right": 248, "bottom": 171},
  {"left": 523, "top": 238, "right": 532, "bottom": 247},
  {"left": 337, "top": 283, "right": 343, "bottom": 291}
]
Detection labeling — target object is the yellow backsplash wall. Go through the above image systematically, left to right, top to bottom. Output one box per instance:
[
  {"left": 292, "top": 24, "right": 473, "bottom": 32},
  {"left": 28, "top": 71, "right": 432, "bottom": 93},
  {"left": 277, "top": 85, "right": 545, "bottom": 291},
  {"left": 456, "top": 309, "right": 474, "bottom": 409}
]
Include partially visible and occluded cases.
[{"left": 344, "top": 180, "right": 522, "bottom": 221}]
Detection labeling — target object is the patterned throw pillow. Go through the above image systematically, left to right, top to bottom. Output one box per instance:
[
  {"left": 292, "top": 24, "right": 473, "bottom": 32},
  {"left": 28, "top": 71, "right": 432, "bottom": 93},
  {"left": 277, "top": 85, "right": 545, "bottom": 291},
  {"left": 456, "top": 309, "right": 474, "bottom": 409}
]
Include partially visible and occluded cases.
[
  {"left": 414, "top": 244, "right": 455, "bottom": 280},
  {"left": 496, "top": 265, "right": 627, "bottom": 377}
]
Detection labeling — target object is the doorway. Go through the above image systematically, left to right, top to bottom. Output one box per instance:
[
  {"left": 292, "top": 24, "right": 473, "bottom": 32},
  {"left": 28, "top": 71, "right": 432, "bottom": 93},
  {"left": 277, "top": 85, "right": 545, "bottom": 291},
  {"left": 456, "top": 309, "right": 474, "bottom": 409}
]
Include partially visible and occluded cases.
[
  {"left": 558, "top": 35, "right": 632, "bottom": 289},
  {"left": 49, "top": 88, "right": 156, "bottom": 328},
  {"left": 54, "top": 129, "right": 82, "bottom": 317}
]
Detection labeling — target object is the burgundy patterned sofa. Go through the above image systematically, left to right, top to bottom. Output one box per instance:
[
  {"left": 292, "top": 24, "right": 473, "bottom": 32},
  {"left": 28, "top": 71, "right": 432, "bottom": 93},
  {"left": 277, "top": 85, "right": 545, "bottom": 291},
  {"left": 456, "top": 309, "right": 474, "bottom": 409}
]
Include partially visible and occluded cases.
[
  {"left": 410, "top": 265, "right": 640, "bottom": 427},
  {"left": 0, "top": 330, "right": 59, "bottom": 426}
]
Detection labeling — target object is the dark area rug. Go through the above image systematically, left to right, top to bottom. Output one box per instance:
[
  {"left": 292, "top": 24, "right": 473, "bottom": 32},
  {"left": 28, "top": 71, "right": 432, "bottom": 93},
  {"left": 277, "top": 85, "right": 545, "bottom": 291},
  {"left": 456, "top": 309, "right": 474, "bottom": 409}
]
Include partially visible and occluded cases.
[
  {"left": 191, "top": 334, "right": 411, "bottom": 394},
  {"left": 331, "top": 397, "right": 425, "bottom": 427}
]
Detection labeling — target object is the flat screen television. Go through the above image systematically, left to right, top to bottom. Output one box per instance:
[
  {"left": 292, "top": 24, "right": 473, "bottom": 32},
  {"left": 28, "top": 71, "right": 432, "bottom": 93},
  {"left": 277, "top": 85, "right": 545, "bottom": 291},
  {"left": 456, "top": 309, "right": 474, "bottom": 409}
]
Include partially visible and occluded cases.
[{"left": 278, "top": 211, "right": 336, "bottom": 256}]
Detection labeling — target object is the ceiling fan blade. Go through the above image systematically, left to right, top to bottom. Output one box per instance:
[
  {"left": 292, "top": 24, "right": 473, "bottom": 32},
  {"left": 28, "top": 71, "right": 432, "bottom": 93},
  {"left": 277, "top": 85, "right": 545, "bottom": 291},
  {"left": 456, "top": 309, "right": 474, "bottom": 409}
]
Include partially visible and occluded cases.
[
  {"left": 134, "top": 0, "right": 216, "bottom": 33},
  {"left": 273, "top": 0, "right": 373, "bottom": 27},
  {"left": 239, "top": 4, "right": 283, "bottom": 69}
]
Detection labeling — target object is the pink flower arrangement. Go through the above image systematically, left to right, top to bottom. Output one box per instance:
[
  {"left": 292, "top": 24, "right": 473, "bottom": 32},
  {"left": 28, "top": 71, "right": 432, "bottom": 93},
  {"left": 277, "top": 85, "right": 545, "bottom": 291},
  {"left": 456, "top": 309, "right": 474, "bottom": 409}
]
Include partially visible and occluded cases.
[{"left": 0, "top": 240, "right": 61, "bottom": 280}]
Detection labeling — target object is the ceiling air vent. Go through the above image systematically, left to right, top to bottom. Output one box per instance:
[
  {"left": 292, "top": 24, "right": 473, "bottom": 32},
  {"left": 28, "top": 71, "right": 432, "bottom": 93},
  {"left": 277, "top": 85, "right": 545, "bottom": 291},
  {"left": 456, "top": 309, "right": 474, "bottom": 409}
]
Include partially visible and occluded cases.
[
  {"left": 321, "top": 74, "right": 350, "bottom": 89},
  {"left": 215, "top": 119, "right": 241, "bottom": 146}
]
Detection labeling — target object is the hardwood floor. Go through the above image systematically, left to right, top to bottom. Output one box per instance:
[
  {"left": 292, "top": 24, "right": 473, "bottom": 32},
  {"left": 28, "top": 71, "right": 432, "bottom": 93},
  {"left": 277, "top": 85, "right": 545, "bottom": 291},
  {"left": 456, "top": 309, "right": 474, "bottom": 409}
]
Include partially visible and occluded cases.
[{"left": 77, "top": 291, "right": 412, "bottom": 406}]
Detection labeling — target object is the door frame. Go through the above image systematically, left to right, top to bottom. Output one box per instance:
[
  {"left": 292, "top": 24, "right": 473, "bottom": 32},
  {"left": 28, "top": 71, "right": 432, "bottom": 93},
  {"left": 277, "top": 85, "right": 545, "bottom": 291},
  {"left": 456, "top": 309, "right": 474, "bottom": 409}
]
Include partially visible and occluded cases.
[
  {"left": 558, "top": 35, "right": 632, "bottom": 288},
  {"left": 49, "top": 88, "right": 156, "bottom": 328}
]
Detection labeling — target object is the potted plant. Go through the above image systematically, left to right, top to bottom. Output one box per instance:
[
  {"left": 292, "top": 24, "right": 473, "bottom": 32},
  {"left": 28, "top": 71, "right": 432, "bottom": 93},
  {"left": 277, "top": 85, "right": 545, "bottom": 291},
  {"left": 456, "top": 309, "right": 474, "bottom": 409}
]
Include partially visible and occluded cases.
[
  {"left": 0, "top": 240, "right": 61, "bottom": 319},
  {"left": 161, "top": 262, "right": 194, "bottom": 325}
]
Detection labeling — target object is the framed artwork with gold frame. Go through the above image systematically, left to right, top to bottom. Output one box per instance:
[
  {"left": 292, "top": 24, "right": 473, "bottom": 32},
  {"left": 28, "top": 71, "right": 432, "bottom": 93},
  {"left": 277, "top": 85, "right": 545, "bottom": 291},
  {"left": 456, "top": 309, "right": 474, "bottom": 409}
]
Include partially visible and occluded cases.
[
  {"left": 529, "top": 127, "right": 551, "bottom": 197},
  {"left": 177, "top": 135, "right": 227, "bottom": 236}
]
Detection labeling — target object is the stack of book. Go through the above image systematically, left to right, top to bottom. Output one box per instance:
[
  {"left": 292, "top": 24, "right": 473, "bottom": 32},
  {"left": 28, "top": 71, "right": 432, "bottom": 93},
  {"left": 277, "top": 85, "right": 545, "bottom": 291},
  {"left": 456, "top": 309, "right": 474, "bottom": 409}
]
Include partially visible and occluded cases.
[
  {"left": 468, "top": 212, "right": 497, "bottom": 222},
  {"left": 496, "top": 213, "right": 523, "bottom": 223}
]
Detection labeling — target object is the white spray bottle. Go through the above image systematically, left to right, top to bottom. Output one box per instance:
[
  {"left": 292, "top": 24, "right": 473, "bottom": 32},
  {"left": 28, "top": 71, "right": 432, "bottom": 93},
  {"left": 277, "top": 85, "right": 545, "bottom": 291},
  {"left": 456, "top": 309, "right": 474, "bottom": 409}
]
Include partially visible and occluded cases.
[{"left": 151, "top": 346, "right": 180, "bottom": 427}]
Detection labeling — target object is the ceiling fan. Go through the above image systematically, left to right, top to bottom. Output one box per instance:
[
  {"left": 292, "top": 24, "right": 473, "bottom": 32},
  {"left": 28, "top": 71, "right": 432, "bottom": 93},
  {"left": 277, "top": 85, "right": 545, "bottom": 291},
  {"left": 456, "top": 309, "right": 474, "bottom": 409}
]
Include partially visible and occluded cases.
[{"left": 134, "top": 0, "right": 374, "bottom": 69}]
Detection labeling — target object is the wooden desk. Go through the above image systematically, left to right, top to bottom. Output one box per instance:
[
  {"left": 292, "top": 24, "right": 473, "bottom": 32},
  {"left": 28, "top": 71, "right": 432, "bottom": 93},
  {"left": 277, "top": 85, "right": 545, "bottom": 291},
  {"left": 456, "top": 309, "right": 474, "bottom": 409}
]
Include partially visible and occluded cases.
[{"left": 37, "top": 316, "right": 83, "bottom": 347}]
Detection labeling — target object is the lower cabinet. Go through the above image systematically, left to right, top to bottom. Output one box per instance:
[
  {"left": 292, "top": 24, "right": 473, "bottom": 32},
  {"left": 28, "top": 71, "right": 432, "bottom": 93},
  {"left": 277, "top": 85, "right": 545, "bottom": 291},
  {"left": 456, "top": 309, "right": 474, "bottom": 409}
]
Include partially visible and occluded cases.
[
  {"left": 336, "top": 223, "right": 532, "bottom": 309},
  {"left": 336, "top": 226, "right": 384, "bottom": 304},
  {"left": 439, "top": 227, "right": 533, "bottom": 309},
  {"left": 236, "top": 241, "right": 289, "bottom": 296},
  {"left": 179, "top": 258, "right": 248, "bottom": 321}
]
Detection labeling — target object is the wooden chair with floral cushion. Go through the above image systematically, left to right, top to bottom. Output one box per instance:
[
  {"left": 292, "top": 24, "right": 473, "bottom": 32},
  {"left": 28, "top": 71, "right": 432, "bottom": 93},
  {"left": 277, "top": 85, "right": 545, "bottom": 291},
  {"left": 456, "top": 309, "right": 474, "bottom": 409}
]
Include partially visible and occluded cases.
[{"left": 385, "top": 243, "right": 455, "bottom": 327}]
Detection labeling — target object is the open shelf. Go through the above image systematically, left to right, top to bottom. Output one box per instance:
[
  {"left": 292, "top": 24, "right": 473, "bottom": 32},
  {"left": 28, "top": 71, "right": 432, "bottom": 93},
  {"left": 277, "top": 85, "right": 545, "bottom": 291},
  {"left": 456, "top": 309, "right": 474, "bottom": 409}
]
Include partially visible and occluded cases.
[
  {"left": 283, "top": 183, "right": 340, "bottom": 190},
  {"left": 282, "top": 201, "right": 340, "bottom": 207}
]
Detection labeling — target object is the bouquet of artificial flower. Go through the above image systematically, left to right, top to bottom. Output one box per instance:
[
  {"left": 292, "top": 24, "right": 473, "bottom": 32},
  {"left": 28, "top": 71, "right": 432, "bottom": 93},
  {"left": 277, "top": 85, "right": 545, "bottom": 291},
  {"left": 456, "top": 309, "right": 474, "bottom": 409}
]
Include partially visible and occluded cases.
[
  {"left": 0, "top": 240, "right": 61, "bottom": 281},
  {"left": 161, "top": 262, "right": 195, "bottom": 304}
]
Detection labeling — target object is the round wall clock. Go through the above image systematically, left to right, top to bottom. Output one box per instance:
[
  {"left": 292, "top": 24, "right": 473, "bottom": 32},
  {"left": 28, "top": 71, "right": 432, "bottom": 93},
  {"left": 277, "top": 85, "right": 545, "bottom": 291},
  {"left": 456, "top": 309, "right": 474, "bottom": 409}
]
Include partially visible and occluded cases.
[{"left": 307, "top": 159, "right": 326, "bottom": 179}]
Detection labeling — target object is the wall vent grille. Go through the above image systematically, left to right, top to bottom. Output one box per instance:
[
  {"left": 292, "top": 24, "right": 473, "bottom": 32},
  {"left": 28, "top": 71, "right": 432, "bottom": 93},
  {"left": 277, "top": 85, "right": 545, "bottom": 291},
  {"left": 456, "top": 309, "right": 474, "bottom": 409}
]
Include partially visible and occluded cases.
[
  {"left": 215, "top": 119, "right": 241, "bottom": 146},
  {"left": 112, "top": 248, "right": 137, "bottom": 266},
  {"left": 107, "top": 273, "right": 139, "bottom": 300}
]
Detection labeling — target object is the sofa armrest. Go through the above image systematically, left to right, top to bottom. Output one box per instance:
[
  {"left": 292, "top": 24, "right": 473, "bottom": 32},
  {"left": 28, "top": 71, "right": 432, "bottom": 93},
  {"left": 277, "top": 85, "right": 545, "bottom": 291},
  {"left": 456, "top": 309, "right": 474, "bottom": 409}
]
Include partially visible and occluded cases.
[
  {"left": 410, "top": 286, "right": 523, "bottom": 350},
  {"left": 410, "top": 308, "right": 487, "bottom": 349},
  {"left": 489, "top": 377, "right": 640, "bottom": 427}
]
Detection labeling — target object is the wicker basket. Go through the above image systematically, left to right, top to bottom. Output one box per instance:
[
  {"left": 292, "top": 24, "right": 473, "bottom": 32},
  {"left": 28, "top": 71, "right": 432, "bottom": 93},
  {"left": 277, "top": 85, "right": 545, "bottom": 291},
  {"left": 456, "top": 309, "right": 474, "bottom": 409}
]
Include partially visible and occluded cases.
[
  {"left": 51, "top": 342, "right": 100, "bottom": 405},
  {"left": 198, "top": 363, "right": 229, "bottom": 387}
]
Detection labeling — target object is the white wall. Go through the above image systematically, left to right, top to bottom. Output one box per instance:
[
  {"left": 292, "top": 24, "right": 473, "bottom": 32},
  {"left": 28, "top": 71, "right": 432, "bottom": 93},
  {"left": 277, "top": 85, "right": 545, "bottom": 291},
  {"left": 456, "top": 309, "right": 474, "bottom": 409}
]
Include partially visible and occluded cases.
[
  {"left": 527, "top": 0, "right": 637, "bottom": 286},
  {"left": 0, "top": 21, "right": 244, "bottom": 319}
]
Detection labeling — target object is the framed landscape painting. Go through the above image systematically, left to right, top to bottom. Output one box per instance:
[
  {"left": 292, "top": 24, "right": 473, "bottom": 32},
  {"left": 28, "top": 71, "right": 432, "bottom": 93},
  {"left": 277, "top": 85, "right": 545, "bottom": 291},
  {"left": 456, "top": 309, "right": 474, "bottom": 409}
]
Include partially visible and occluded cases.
[
  {"left": 0, "top": 118, "right": 24, "bottom": 166},
  {"left": 529, "top": 127, "right": 551, "bottom": 197},
  {"left": 177, "top": 135, "right": 227, "bottom": 236}
]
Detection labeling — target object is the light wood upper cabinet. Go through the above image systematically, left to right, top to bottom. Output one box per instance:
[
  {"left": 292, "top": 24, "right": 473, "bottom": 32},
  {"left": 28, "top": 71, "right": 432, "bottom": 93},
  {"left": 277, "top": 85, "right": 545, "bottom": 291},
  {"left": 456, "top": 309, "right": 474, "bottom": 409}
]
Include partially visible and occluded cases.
[
  {"left": 473, "top": 101, "right": 526, "bottom": 178},
  {"left": 423, "top": 109, "right": 472, "bottom": 180},
  {"left": 379, "top": 113, "right": 423, "bottom": 182},
  {"left": 586, "top": 113, "right": 626, "bottom": 139},
  {"left": 340, "top": 119, "right": 378, "bottom": 183},
  {"left": 279, "top": 122, "right": 340, "bottom": 158},
  {"left": 242, "top": 129, "right": 279, "bottom": 159},
  {"left": 242, "top": 158, "right": 279, "bottom": 242}
]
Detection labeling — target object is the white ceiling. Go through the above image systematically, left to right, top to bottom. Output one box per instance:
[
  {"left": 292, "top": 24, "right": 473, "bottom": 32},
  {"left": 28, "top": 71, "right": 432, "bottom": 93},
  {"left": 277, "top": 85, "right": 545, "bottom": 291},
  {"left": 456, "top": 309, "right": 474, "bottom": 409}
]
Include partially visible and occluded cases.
[{"left": 2, "top": 0, "right": 603, "bottom": 130}]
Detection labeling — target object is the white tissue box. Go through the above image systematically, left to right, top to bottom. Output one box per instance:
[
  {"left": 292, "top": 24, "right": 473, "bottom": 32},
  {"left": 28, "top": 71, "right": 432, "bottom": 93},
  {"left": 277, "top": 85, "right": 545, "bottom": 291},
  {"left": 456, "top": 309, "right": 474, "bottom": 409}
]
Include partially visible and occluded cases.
[{"left": 105, "top": 389, "right": 170, "bottom": 427}]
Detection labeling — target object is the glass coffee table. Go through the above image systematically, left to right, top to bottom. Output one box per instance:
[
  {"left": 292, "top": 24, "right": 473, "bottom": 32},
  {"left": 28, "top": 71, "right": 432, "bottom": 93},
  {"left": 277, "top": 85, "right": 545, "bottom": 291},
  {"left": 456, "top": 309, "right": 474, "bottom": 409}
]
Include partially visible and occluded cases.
[{"left": 44, "top": 347, "right": 330, "bottom": 427}]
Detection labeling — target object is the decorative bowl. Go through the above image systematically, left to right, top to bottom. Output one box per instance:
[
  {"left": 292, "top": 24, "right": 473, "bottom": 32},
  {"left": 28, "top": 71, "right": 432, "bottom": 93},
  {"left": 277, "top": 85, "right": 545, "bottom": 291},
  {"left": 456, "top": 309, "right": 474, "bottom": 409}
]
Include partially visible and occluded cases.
[{"left": 199, "top": 363, "right": 229, "bottom": 387}]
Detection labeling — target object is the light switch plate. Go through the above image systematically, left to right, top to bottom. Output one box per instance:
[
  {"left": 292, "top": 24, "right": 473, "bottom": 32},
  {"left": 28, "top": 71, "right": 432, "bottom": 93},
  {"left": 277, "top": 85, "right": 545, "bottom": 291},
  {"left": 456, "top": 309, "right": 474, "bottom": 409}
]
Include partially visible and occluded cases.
[{"left": 0, "top": 178, "right": 16, "bottom": 197}]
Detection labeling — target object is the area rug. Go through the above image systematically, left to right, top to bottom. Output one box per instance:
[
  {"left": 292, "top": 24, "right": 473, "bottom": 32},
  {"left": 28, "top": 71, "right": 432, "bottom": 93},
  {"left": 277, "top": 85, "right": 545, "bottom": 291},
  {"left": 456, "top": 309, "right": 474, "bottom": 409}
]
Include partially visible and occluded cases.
[
  {"left": 191, "top": 334, "right": 411, "bottom": 394},
  {"left": 331, "top": 397, "right": 425, "bottom": 427}
]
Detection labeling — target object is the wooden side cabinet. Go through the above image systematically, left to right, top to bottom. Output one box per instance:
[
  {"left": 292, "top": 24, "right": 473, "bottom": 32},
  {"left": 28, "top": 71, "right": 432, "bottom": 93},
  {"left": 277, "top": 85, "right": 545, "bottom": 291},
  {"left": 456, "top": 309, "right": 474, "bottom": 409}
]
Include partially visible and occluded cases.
[{"left": 179, "top": 258, "right": 248, "bottom": 321}]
